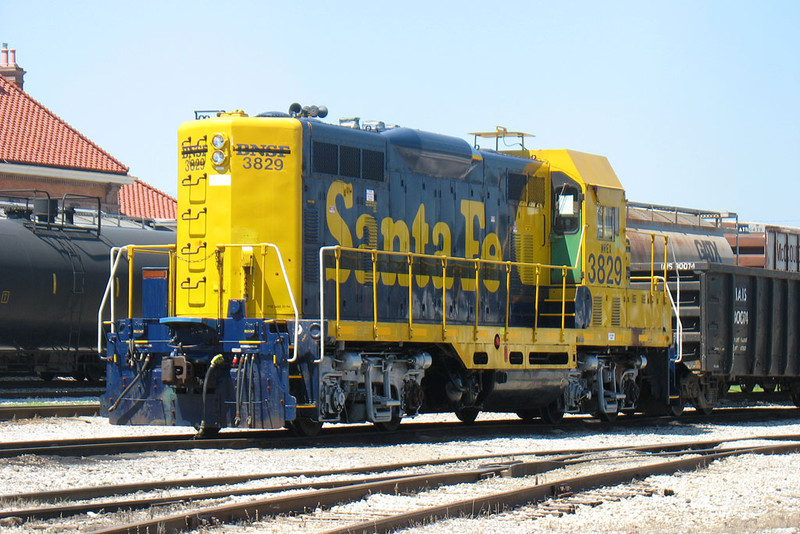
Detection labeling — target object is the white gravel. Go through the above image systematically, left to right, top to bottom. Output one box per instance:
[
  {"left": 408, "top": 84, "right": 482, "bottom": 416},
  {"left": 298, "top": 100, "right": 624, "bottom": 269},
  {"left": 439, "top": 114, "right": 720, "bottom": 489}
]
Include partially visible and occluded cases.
[{"left": 1, "top": 410, "right": 800, "bottom": 532}]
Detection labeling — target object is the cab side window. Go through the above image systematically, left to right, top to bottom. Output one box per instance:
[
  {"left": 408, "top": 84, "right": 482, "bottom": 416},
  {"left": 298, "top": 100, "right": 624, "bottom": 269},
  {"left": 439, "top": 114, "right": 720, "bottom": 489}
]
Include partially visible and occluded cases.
[
  {"left": 554, "top": 184, "right": 580, "bottom": 234},
  {"left": 596, "top": 204, "right": 618, "bottom": 240}
]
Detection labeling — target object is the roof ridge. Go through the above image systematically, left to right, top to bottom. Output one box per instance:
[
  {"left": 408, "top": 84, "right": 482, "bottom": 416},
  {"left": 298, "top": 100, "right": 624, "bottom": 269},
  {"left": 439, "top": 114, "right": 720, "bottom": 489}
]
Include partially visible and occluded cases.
[
  {"left": 0, "top": 75, "right": 129, "bottom": 174},
  {"left": 132, "top": 178, "right": 176, "bottom": 201}
]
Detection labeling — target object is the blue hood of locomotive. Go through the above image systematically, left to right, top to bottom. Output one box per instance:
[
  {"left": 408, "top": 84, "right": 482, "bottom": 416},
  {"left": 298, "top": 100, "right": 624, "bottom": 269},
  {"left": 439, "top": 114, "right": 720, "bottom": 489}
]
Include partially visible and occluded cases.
[{"left": 382, "top": 127, "right": 480, "bottom": 180}]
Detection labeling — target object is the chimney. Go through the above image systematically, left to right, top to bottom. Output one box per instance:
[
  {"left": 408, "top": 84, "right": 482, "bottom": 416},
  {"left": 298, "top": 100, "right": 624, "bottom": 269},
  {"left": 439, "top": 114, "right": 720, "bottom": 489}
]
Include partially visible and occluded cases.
[{"left": 0, "top": 44, "right": 26, "bottom": 89}]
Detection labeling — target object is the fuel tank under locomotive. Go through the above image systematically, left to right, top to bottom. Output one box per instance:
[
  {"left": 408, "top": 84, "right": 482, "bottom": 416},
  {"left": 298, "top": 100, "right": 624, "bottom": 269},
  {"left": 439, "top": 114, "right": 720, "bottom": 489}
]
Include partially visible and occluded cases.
[{"left": 0, "top": 217, "right": 174, "bottom": 379}]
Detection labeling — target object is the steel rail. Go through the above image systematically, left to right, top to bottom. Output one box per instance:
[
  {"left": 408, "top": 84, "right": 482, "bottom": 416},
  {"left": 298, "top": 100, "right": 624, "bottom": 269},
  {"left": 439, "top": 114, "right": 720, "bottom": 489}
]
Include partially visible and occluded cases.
[
  {"left": 0, "top": 403, "right": 99, "bottom": 421},
  {"left": 1, "top": 406, "right": 798, "bottom": 459},
  {"left": 6, "top": 430, "right": 800, "bottom": 505},
  {"left": 6, "top": 434, "right": 800, "bottom": 529},
  {"left": 3, "top": 438, "right": 785, "bottom": 523},
  {"left": 84, "top": 440, "right": 800, "bottom": 534},
  {"left": 327, "top": 441, "right": 800, "bottom": 534},
  {"left": 87, "top": 462, "right": 561, "bottom": 534}
]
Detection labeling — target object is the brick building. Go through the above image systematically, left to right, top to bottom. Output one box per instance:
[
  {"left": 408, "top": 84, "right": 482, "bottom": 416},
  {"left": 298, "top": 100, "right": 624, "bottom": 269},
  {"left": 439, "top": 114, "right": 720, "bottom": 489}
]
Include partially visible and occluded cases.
[{"left": 0, "top": 45, "right": 175, "bottom": 219}]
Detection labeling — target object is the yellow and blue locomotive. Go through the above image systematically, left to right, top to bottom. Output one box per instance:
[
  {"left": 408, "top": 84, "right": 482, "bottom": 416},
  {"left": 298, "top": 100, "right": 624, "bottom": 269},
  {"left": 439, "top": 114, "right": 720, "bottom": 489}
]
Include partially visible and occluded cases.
[{"left": 102, "top": 106, "right": 674, "bottom": 433}]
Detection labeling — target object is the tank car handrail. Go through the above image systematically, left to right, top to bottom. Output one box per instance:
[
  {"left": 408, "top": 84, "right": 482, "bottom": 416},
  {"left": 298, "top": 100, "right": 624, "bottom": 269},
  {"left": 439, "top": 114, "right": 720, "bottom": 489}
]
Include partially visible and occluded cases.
[{"left": 215, "top": 243, "right": 300, "bottom": 363}]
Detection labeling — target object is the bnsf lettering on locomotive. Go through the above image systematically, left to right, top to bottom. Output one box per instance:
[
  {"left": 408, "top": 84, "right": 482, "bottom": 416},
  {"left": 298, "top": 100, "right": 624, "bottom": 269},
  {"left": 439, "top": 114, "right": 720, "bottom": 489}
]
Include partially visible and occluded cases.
[
  {"left": 234, "top": 143, "right": 291, "bottom": 157},
  {"left": 181, "top": 144, "right": 208, "bottom": 158}
]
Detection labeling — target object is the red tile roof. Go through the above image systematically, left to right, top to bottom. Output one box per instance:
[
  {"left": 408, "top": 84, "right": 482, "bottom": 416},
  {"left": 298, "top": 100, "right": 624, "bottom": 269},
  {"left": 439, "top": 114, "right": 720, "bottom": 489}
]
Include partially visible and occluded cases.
[
  {"left": 0, "top": 73, "right": 128, "bottom": 174},
  {"left": 118, "top": 179, "right": 177, "bottom": 219}
]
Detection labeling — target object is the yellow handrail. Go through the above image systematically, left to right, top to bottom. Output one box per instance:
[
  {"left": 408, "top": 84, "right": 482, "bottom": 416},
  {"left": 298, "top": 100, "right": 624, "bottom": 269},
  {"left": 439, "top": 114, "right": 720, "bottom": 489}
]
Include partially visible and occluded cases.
[
  {"left": 319, "top": 228, "right": 591, "bottom": 345},
  {"left": 214, "top": 242, "right": 300, "bottom": 362},
  {"left": 99, "top": 244, "right": 176, "bottom": 355}
]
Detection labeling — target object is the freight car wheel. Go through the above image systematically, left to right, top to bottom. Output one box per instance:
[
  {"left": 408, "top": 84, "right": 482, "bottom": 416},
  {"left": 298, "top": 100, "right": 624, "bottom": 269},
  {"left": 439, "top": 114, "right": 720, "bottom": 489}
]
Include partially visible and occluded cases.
[
  {"left": 691, "top": 392, "right": 715, "bottom": 415},
  {"left": 793, "top": 392, "right": 800, "bottom": 408},
  {"left": 540, "top": 400, "right": 564, "bottom": 424},
  {"left": 455, "top": 407, "right": 479, "bottom": 424},
  {"left": 288, "top": 417, "right": 323, "bottom": 437}
]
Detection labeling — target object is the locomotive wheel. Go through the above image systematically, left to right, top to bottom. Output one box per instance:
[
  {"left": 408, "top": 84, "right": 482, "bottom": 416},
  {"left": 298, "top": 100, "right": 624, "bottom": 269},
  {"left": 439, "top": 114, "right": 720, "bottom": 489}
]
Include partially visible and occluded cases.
[
  {"left": 738, "top": 383, "right": 754, "bottom": 394},
  {"left": 760, "top": 383, "right": 776, "bottom": 394},
  {"left": 792, "top": 392, "right": 800, "bottom": 408},
  {"left": 643, "top": 399, "right": 684, "bottom": 417},
  {"left": 540, "top": 401, "right": 565, "bottom": 424},
  {"left": 667, "top": 401, "right": 685, "bottom": 417},
  {"left": 455, "top": 407, "right": 479, "bottom": 424},
  {"left": 516, "top": 410, "right": 538, "bottom": 422},
  {"left": 596, "top": 410, "right": 619, "bottom": 423},
  {"left": 374, "top": 414, "right": 402, "bottom": 432},
  {"left": 289, "top": 417, "right": 323, "bottom": 437},
  {"left": 195, "top": 426, "right": 220, "bottom": 438}
]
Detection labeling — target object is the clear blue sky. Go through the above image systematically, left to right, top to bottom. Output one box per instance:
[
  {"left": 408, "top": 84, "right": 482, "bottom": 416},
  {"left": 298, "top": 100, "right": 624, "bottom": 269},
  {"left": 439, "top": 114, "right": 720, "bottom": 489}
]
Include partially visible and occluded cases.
[{"left": 2, "top": 1, "right": 798, "bottom": 223}]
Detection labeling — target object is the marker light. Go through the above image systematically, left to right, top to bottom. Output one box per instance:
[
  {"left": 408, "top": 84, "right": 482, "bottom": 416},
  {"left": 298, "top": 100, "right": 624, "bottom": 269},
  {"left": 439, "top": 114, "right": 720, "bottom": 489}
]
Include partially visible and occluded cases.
[
  {"left": 212, "top": 134, "right": 226, "bottom": 149},
  {"left": 212, "top": 150, "right": 226, "bottom": 165}
]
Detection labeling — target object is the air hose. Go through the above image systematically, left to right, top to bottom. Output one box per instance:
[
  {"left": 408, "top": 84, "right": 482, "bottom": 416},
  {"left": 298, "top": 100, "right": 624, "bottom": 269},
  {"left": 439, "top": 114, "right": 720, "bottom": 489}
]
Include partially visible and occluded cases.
[
  {"left": 108, "top": 353, "right": 151, "bottom": 413},
  {"left": 200, "top": 354, "right": 225, "bottom": 430}
]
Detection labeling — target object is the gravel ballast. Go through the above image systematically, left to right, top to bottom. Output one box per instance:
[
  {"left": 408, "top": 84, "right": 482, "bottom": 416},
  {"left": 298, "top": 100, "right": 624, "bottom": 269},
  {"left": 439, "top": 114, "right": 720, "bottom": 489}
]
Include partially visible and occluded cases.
[{"left": 1, "top": 412, "right": 799, "bottom": 533}]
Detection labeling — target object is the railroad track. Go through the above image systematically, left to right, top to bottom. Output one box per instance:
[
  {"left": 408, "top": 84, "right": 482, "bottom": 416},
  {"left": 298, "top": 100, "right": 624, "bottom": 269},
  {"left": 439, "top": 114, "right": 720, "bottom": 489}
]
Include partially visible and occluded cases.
[
  {"left": 0, "top": 378, "right": 104, "bottom": 400},
  {"left": 0, "top": 403, "right": 99, "bottom": 421},
  {"left": 1, "top": 404, "right": 798, "bottom": 458},
  {"left": 2, "top": 434, "right": 799, "bottom": 533}
]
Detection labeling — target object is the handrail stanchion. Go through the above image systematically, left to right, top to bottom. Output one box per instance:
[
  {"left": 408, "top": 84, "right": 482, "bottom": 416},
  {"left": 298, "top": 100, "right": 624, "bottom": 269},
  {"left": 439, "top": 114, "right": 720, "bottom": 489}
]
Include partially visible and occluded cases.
[
  {"left": 650, "top": 233, "right": 656, "bottom": 293},
  {"left": 662, "top": 235, "right": 669, "bottom": 294},
  {"left": 261, "top": 242, "right": 300, "bottom": 363},
  {"left": 317, "top": 245, "right": 339, "bottom": 364},
  {"left": 98, "top": 246, "right": 125, "bottom": 355},
  {"left": 127, "top": 246, "right": 135, "bottom": 319},
  {"left": 216, "top": 246, "right": 225, "bottom": 320},
  {"left": 335, "top": 248, "right": 342, "bottom": 338},
  {"left": 372, "top": 250, "right": 379, "bottom": 339},
  {"left": 407, "top": 254, "right": 413, "bottom": 338},
  {"left": 441, "top": 257, "right": 447, "bottom": 340},
  {"left": 473, "top": 258, "right": 480, "bottom": 340},
  {"left": 504, "top": 261, "right": 511, "bottom": 342},
  {"left": 533, "top": 265, "right": 541, "bottom": 339},
  {"left": 561, "top": 266, "right": 567, "bottom": 333}
]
